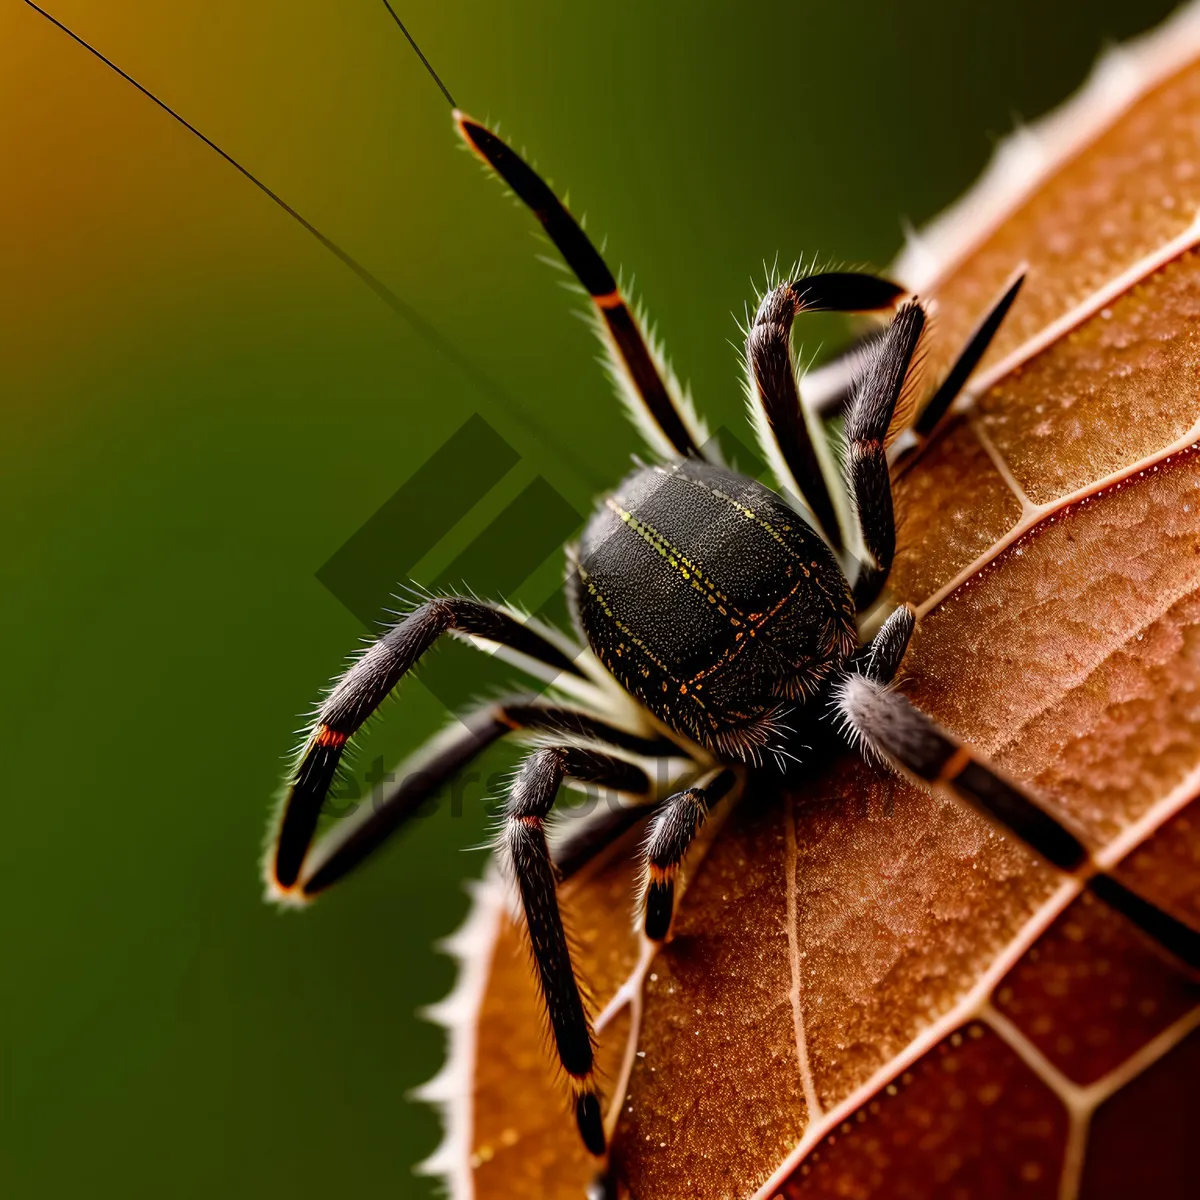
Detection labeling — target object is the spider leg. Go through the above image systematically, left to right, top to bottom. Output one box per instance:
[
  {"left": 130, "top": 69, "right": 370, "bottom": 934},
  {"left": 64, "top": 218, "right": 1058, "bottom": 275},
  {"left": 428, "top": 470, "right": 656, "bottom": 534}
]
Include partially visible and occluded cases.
[
  {"left": 455, "top": 113, "right": 706, "bottom": 462},
  {"left": 914, "top": 269, "right": 1026, "bottom": 438},
  {"left": 802, "top": 270, "right": 1026, "bottom": 424},
  {"left": 746, "top": 273, "right": 904, "bottom": 551},
  {"left": 843, "top": 302, "right": 928, "bottom": 609},
  {"left": 269, "top": 596, "right": 592, "bottom": 896},
  {"left": 847, "top": 603, "right": 916, "bottom": 684},
  {"left": 835, "top": 674, "right": 1200, "bottom": 971},
  {"left": 279, "top": 697, "right": 678, "bottom": 902},
  {"left": 288, "top": 704, "right": 507, "bottom": 900},
  {"left": 504, "top": 745, "right": 652, "bottom": 1157},
  {"left": 641, "top": 768, "right": 739, "bottom": 940},
  {"left": 552, "top": 792, "right": 666, "bottom": 882}
]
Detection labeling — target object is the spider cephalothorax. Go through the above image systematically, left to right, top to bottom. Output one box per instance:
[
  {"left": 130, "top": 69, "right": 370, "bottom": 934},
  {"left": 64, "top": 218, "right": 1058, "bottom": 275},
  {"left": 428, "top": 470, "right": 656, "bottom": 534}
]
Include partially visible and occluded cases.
[{"left": 264, "top": 107, "right": 1200, "bottom": 1198}]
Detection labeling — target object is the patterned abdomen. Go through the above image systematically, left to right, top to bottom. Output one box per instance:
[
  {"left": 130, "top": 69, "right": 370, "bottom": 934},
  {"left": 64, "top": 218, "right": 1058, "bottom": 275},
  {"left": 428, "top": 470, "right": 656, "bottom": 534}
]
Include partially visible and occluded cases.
[{"left": 572, "top": 459, "right": 855, "bottom": 756}]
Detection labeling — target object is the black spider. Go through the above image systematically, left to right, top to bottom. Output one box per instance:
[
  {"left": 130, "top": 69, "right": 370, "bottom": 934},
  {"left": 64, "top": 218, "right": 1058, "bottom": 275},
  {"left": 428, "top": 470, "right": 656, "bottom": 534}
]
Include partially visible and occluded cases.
[{"left": 265, "top": 112, "right": 1200, "bottom": 1179}]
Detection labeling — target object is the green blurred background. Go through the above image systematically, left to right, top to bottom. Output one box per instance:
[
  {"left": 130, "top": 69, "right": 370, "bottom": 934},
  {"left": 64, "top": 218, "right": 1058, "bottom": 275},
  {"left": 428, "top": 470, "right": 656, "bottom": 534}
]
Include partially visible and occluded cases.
[{"left": 1, "top": 1, "right": 1183, "bottom": 1195}]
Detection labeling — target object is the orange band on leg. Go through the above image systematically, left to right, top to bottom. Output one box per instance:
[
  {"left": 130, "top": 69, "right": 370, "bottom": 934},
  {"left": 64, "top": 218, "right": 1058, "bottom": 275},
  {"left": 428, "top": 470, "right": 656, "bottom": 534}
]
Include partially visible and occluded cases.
[{"left": 938, "top": 747, "right": 972, "bottom": 782}]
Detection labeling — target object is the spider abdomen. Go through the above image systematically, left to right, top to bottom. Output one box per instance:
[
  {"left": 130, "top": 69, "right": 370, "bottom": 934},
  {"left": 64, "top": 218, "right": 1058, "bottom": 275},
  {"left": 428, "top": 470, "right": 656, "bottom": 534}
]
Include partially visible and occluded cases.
[{"left": 572, "top": 459, "right": 856, "bottom": 757}]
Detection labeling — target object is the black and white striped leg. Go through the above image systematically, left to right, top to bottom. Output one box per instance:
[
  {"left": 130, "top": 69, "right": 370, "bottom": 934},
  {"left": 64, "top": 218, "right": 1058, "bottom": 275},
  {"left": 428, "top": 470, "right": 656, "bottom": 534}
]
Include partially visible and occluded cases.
[
  {"left": 455, "top": 113, "right": 706, "bottom": 461},
  {"left": 914, "top": 270, "right": 1026, "bottom": 439},
  {"left": 746, "top": 273, "right": 904, "bottom": 551},
  {"left": 844, "top": 302, "right": 928, "bottom": 609},
  {"left": 835, "top": 675, "right": 1200, "bottom": 970},
  {"left": 276, "top": 697, "right": 676, "bottom": 902},
  {"left": 504, "top": 746, "right": 652, "bottom": 1157},
  {"left": 641, "top": 768, "right": 738, "bottom": 940}
]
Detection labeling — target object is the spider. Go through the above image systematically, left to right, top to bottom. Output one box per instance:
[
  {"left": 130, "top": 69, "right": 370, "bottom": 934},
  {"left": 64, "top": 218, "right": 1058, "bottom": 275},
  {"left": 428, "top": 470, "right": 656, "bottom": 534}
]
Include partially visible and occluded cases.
[{"left": 264, "top": 110, "right": 1200, "bottom": 1184}]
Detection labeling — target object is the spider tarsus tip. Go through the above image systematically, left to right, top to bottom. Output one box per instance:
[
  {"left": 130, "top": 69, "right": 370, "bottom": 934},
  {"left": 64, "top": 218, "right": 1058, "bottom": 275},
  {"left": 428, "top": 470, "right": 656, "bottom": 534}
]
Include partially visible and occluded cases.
[
  {"left": 453, "top": 109, "right": 481, "bottom": 137},
  {"left": 263, "top": 876, "right": 312, "bottom": 910},
  {"left": 575, "top": 1089, "right": 607, "bottom": 1157}
]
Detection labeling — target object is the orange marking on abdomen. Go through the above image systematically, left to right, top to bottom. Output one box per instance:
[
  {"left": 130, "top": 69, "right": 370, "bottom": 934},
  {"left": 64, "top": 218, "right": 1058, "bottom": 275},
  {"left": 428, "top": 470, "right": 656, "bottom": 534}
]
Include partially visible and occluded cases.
[{"left": 315, "top": 725, "right": 348, "bottom": 748}]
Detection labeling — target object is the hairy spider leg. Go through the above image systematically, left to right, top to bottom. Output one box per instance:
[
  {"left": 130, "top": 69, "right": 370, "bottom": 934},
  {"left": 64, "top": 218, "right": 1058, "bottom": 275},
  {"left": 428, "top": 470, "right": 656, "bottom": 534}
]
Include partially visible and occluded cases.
[
  {"left": 454, "top": 113, "right": 707, "bottom": 462},
  {"left": 805, "top": 270, "right": 1027, "bottom": 429},
  {"left": 746, "top": 274, "right": 905, "bottom": 551},
  {"left": 843, "top": 301, "right": 928, "bottom": 609},
  {"left": 269, "top": 597, "right": 593, "bottom": 896},
  {"left": 847, "top": 604, "right": 916, "bottom": 683},
  {"left": 836, "top": 673, "right": 1200, "bottom": 972},
  {"left": 283, "top": 697, "right": 679, "bottom": 902},
  {"left": 503, "top": 746, "right": 654, "bottom": 1157},
  {"left": 640, "top": 768, "right": 739, "bottom": 941},
  {"left": 552, "top": 792, "right": 668, "bottom": 883}
]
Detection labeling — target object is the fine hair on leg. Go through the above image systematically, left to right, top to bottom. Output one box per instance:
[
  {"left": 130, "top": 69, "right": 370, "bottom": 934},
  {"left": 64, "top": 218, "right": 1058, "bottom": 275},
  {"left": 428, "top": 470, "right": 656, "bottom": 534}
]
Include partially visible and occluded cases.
[
  {"left": 835, "top": 674, "right": 1200, "bottom": 970},
  {"left": 504, "top": 745, "right": 652, "bottom": 1157}
]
